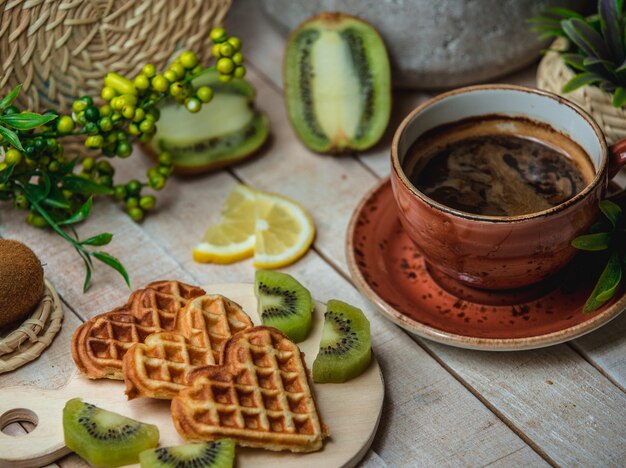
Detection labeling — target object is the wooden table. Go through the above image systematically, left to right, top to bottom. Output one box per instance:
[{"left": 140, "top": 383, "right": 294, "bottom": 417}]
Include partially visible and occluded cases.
[{"left": 2, "top": 1, "right": 626, "bottom": 466}]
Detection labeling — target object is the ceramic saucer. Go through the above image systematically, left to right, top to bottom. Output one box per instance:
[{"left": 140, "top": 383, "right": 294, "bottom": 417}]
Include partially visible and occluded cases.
[{"left": 346, "top": 178, "right": 626, "bottom": 351}]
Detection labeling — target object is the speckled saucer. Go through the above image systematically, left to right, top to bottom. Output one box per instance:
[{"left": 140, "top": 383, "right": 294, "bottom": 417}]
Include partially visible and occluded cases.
[{"left": 347, "top": 178, "right": 626, "bottom": 351}]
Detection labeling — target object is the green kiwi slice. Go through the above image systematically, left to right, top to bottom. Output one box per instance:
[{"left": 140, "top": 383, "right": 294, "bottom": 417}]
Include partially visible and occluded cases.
[
  {"left": 284, "top": 12, "right": 391, "bottom": 154},
  {"left": 148, "top": 71, "right": 269, "bottom": 174},
  {"left": 254, "top": 269, "right": 313, "bottom": 343},
  {"left": 312, "top": 300, "right": 372, "bottom": 383},
  {"left": 63, "top": 398, "right": 159, "bottom": 467},
  {"left": 139, "top": 440, "right": 235, "bottom": 468}
]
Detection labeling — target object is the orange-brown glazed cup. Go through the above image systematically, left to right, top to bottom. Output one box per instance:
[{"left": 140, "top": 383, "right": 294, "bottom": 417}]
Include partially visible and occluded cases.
[{"left": 391, "top": 85, "right": 626, "bottom": 290}]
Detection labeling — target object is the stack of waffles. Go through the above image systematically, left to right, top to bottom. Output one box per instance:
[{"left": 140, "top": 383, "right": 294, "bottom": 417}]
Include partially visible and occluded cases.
[{"left": 71, "top": 281, "right": 328, "bottom": 452}]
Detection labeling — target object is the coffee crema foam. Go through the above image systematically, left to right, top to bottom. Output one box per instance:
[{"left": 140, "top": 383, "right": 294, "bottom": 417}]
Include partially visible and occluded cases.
[{"left": 403, "top": 116, "right": 595, "bottom": 217}]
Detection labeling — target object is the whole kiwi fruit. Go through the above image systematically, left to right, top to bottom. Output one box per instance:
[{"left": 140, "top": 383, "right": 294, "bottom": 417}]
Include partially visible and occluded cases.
[{"left": 0, "top": 239, "right": 44, "bottom": 328}]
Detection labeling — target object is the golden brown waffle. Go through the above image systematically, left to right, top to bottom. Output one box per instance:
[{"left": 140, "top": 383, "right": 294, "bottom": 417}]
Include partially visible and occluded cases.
[
  {"left": 131, "top": 281, "right": 206, "bottom": 331},
  {"left": 177, "top": 294, "right": 253, "bottom": 361},
  {"left": 123, "top": 295, "right": 253, "bottom": 400},
  {"left": 71, "top": 307, "right": 163, "bottom": 380},
  {"left": 171, "top": 326, "right": 329, "bottom": 452},
  {"left": 122, "top": 332, "right": 214, "bottom": 399}
]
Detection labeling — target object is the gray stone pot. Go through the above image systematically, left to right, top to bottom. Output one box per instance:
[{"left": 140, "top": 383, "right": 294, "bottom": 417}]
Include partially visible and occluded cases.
[{"left": 259, "top": 0, "right": 588, "bottom": 89}]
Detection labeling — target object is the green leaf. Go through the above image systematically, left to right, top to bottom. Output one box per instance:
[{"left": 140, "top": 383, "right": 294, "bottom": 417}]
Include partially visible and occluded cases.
[
  {"left": 599, "top": 0, "right": 624, "bottom": 63},
  {"left": 544, "top": 7, "right": 584, "bottom": 19},
  {"left": 562, "top": 18, "right": 611, "bottom": 60},
  {"left": 561, "top": 53, "right": 587, "bottom": 71},
  {"left": 562, "top": 72, "right": 604, "bottom": 92},
  {"left": 0, "top": 85, "right": 22, "bottom": 111},
  {"left": 613, "top": 86, "right": 626, "bottom": 107},
  {"left": 0, "top": 112, "right": 57, "bottom": 130},
  {"left": 0, "top": 125, "right": 24, "bottom": 150},
  {"left": 0, "top": 163, "right": 15, "bottom": 184},
  {"left": 21, "top": 174, "right": 51, "bottom": 203},
  {"left": 62, "top": 175, "right": 113, "bottom": 195},
  {"left": 42, "top": 196, "right": 71, "bottom": 210},
  {"left": 58, "top": 196, "right": 93, "bottom": 225},
  {"left": 600, "top": 199, "right": 622, "bottom": 227},
  {"left": 80, "top": 232, "right": 113, "bottom": 246},
  {"left": 571, "top": 232, "right": 612, "bottom": 250},
  {"left": 79, "top": 251, "right": 93, "bottom": 293},
  {"left": 92, "top": 251, "right": 131, "bottom": 288},
  {"left": 584, "top": 252, "right": 622, "bottom": 312}
]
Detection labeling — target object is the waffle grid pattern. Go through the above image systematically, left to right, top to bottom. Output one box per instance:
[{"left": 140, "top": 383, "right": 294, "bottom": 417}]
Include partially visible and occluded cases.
[{"left": 132, "top": 282, "right": 205, "bottom": 331}]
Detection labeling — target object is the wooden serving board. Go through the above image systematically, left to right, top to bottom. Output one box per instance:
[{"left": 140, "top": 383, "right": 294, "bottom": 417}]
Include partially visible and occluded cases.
[{"left": 0, "top": 283, "right": 385, "bottom": 468}]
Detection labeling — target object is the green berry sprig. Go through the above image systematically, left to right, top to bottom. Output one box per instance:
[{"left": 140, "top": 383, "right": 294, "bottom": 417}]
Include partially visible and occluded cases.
[{"left": 0, "top": 28, "right": 245, "bottom": 291}]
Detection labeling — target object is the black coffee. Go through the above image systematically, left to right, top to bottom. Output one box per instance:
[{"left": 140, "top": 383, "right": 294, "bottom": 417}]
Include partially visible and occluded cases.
[{"left": 403, "top": 117, "right": 595, "bottom": 216}]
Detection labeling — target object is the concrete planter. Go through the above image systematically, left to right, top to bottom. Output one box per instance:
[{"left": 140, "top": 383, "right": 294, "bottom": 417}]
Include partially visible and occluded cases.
[{"left": 260, "top": 0, "right": 587, "bottom": 89}]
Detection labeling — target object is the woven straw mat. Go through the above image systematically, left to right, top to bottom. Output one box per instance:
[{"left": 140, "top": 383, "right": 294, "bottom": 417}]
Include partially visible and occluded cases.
[
  {"left": 0, "top": 0, "right": 231, "bottom": 114},
  {"left": 537, "top": 38, "right": 626, "bottom": 145},
  {"left": 0, "top": 279, "right": 64, "bottom": 374}
]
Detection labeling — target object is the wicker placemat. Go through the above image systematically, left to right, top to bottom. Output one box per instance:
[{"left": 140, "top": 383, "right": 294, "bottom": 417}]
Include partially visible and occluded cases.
[{"left": 0, "top": 279, "right": 64, "bottom": 374}]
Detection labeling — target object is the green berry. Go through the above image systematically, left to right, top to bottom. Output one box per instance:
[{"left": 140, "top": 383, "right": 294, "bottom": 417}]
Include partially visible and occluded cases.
[
  {"left": 210, "top": 27, "right": 227, "bottom": 43},
  {"left": 227, "top": 37, "right": 242, "bottom": 52},
  {"left": 219, "top": 43, "right": 234, "bottom": 57},
  {"left": 212, "top": 44, "right": 222, "bottom": 58},
  {"left": 179, "top": 51, "right": 199, "bottom": 69},
  {"left": 232, "top": 52, "right": 244, "bottom": 65},
  {"left": 216, "top": 57, "right": 235, "bottom": 74},
  {"left": 169, "top": 63, "right": 185, "bottom": 80},
  {"left": 142, "top": 64, "right": 156, "bottom": 78},
  {"left": 191, "top": 65, "right": 203, "bottom": 75},
  {"left": 233, "top": 66, "right": 246, "bottom": 79},
  {"left": 163, "top": 70, "right": 177, "bottom": 83},
  {"left": 104, "top": 73, "right": 137, "bottom": 96},
  {"left": 134, "top": 74, "right": 150, "bottom": 91},
  {"left": 218, "top": 74, "right": 233, "bottom": 83},
  {"left": 151, "top": 75, "right": 169, "bottom": 92},
  {"left": 169, "top": 82, "right": 185, "bottom": 97},
  {"left": 101, "top": 86, "right": 116, "bottom": 101},
  {"left": 196, "top": 86, "right": 213, "bottom": 103},
  {"left": 120, "top": 94, "right": 138, "bottom": 106},
  {"left": 80, "top": 96, "right": 94, "bottom": 106},
  {"left": 111, "top": 96, "right": 124, "bottom": 110},
  {"left": 185, "top": 97, "right": 201, "bottom": 113},
  {"left": 72, "top": 99, "right": 88, "bottom": 112},
  {"left": 100, "top": 105, "right": 112, "bottom": 116},
  {"left": 122, "top": 105, "right": 135, "bottom": 120},
  {"left": 133, "top": 108, "right": 145, "bottom": 123},
  {"left": 56, "top": 115, "right": 75, "bottom": 134},
  {"left": 99, "top": 116, "right": 113, "bottom": 132},
  {"left": 139, "top": 119, "right": 155, "bottom": 134},
  {"left": 85, "top": 122, "right": 99, "bottom": 135},
  {"left": 128, "top": 123, "right": 141, "bottom": 135},
  {"left": 116, "top": 130, "right": 128, "bottom": 141},
  {"left": 85, "top": 135, "right": 104, "bottom": 148},
  {"left": 34, "top": 138, "right": 46, "bottom": 152},
  {"left": 116, "top": 141, "right": 132, "bottom": 158},
  {"left": 25, "top": 145, "right": 37, "bottom": 159},
  {"left": 5, "top": 149, "right": 22, "bottom": 165},
  {"left": 158, "top": 152, "right": 172, "bottom": 166},
  {"left": 82, "top": 157, "right": 95, "bottom": 171},
  {"left": 96, "top": 160, "right": 114, "bottom": 174},
  {"left": 48, "top": 161, "right": 60, "bottom": 172},
  {"left": 0, "top": 162, "right": 7, "bottom": 172},
  {"left": 158, "top": 165, "right": 172, "bottom": 176},
  {"left": 147, "top": 167, "right": 159, "bottom": 179},
  {"left": 98, "top": 175, "right": 113, "bottom": 187},
  {"left": 149, "top": 175, "right": 166, "bottom": 190},
  {"left": 126, "top": 179, "right": 142, "bottom": 195},
  {"left": 113, "top": 185, "right": 127, "bottom": 200},
  {"left": 14, "top": 195, "right": 27, "bottom": 210},
  {"left": 139, "top": 195, "right": 156, "bottom": 210},
  {"left": 126, "top": 197, "right": 139, "bottom": 209},
  {"left": 128, "top": 207, "right": 144, "bottom": 222},
  {"left": 29, "top": 213, "right": 48, "bottom": 228}
]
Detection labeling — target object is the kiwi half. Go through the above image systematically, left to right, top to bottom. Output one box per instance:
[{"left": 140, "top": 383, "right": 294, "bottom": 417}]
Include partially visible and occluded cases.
[
  {"left": 284, "top": 12, "right": 391, "bottom": 154},
  {"left": 148, "top": 71, "right": 269, "bottom": 174},
  {"left": 254, "top": 270, "right": 313, "bottom": 343},
  {"left": 312, "top": 300, "right": 371, "bottom": 383},
  {"left": 63, "top": 398, "right": 159, "bottom": 467},
  {"left": 139, "top": 440, "right": 235, "bottom": 468}
]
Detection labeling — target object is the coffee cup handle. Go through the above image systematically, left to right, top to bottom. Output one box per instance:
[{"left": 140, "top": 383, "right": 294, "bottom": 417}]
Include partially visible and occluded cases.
[{"left": 609, "top": 139, "right": 626, "bottom": 179}]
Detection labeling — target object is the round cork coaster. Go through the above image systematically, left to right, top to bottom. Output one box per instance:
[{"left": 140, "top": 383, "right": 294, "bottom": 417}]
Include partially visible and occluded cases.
[{"left": 0, "top": 279, "right": 64, "bottom": 374}]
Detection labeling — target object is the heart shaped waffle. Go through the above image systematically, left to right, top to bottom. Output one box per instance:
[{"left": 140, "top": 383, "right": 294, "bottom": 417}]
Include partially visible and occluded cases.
[
  {"left": 71, "top": 281, "right": 206, "bottom": 380},
  {"left": 122, "top": 295, "right": 253, "bottom": 399},
  {"left": 171, "top": 326, "right": 329, "bottom": 453},
  {"left": 122, "top": 332, "right": 215, "bottom": 399}
]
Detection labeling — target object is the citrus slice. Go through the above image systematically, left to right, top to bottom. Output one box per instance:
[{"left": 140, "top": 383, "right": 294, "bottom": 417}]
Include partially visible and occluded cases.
[
  {"left": 193, "top": 184, "right": 257, "bottom": 263},
  {"left": 253, "top": 190, "right": 315, "bottom": 268}
]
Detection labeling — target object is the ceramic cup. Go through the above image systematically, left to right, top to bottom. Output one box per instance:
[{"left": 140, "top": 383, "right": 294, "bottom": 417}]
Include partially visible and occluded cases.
[{"left": 391, "top": 84, "right": 626, "bottom": 290}]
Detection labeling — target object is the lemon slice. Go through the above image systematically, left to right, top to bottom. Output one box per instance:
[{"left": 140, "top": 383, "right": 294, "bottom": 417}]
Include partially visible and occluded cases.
[
  {"left": 193, "top": 184, "right": 257, "bottom": 263},
  {"left": 253, "top": 191, "right": 315, "bottom": 268}
]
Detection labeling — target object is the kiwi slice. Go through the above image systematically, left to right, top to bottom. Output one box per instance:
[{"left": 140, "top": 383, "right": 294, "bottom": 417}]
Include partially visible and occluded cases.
[
  {"left": 284, "top": 12, "right": 391, "bottom": 154},
  {"left": 148, "top": 71, "right": 269, "bottom": 174},
  {"left": 254, "top": 270, "right": 313, "bottom": 343},
  {"left": 312, "top": 300, "right": 372, "bottom": 383},
  {"left": 63, "top": 398, "right": 159, "bottom": 467},
  {"left": 139, "top": 440, "right": 235, "bottom": 468}
]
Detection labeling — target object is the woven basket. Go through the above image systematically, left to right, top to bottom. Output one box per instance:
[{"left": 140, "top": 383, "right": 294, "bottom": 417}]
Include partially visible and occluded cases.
[
  {"left": 0, "top": 0, "right": 231, "bottom": 115},
  {"left": 537, "top": 38, "right": 626, "bottom": 145}
]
